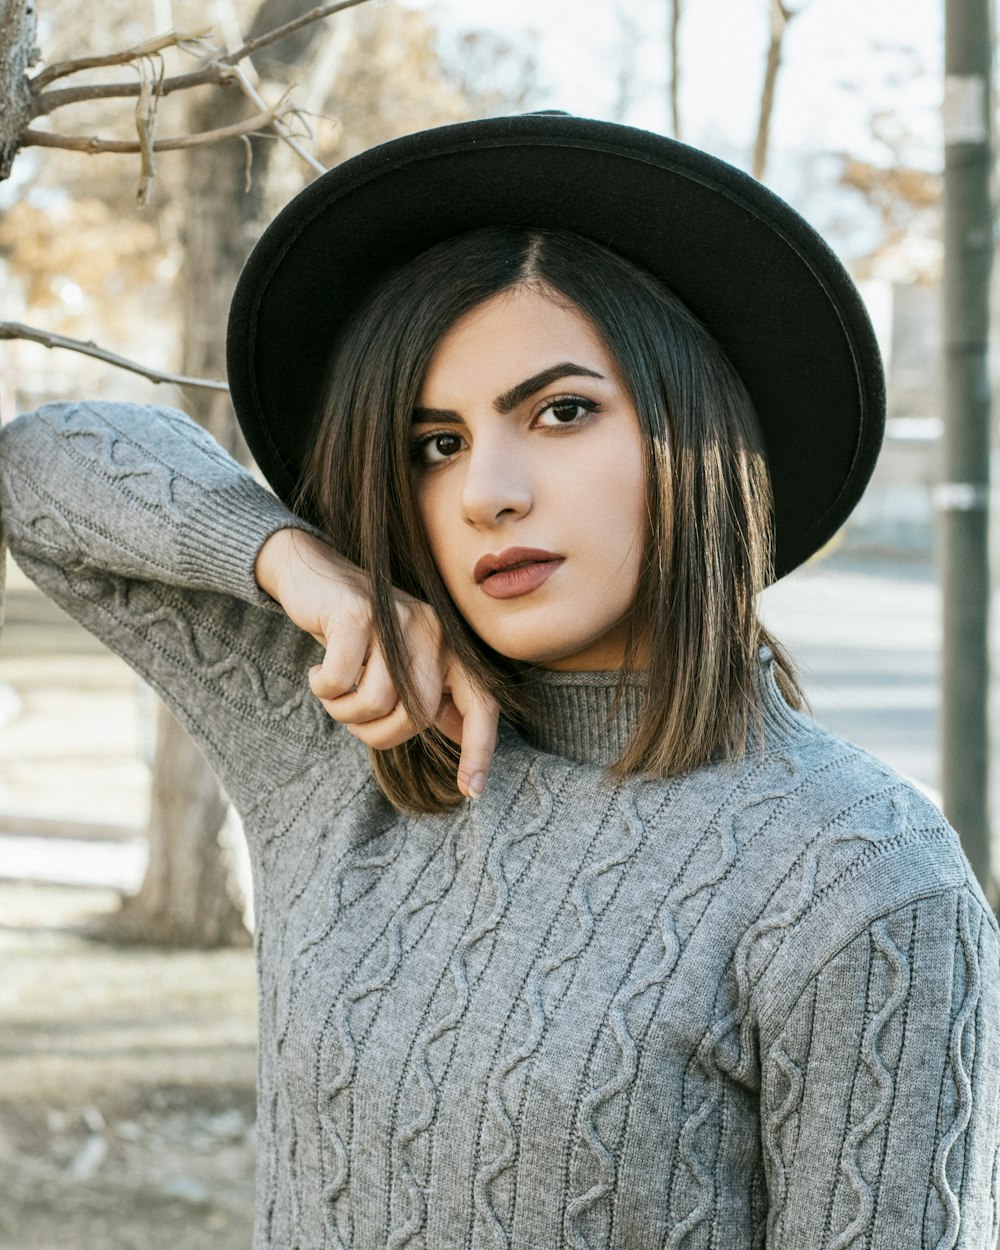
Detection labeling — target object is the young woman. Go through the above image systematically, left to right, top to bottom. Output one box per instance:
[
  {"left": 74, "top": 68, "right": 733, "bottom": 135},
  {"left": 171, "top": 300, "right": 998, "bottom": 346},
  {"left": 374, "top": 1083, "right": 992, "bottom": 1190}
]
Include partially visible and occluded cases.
[{"left": 3, "top": 114, "right": 998, "bottom": 1250}]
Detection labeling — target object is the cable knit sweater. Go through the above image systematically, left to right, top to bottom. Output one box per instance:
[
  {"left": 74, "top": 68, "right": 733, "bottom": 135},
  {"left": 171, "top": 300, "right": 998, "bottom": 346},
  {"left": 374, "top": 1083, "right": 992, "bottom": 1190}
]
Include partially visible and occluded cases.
[{"left": 2, "top": 400, "right": 999, "bottom": 1250}]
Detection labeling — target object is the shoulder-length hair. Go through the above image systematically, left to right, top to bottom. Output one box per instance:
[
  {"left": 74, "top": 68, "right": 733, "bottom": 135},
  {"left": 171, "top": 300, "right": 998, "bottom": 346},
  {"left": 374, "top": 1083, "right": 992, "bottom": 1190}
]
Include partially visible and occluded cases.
[{"left": 298, "top": 227, "right": 802, "bottom": 813}]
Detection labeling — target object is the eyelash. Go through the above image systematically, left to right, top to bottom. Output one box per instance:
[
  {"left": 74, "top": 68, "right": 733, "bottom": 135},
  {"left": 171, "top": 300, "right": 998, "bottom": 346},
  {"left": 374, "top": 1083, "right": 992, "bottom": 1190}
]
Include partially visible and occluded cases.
[
  {"left": 409, "top": 395, "right": 601, "bottom": 467},
  {"left": 537, "top": 395, "right": 600, "bottom": 427}
]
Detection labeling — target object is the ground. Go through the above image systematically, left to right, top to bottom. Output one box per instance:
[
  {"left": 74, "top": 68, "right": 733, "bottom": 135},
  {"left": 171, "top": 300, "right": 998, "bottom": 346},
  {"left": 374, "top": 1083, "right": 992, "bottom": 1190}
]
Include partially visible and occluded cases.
[{"left": 0, "top": 882, "right": 257, "bottom": 1250}]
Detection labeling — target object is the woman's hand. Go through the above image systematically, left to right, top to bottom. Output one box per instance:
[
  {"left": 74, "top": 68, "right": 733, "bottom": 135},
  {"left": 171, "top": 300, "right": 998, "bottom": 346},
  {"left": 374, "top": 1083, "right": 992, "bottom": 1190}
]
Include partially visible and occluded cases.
[{"left": 255, "top": 528, "right": 498, "bottom": 799}]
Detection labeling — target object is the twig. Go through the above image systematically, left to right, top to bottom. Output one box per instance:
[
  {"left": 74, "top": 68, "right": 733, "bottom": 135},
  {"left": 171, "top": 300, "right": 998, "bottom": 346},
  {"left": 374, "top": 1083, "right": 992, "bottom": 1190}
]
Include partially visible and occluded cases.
[
  {"left": 32, "top": 0, "right": 371, "bottom": 117},
  {"left": 213, "top": 0, "right": 258, "bottom": 85},
  {"left": 225, "top": 0, "right": 369, "bottom": 66},
  {"left": 30, "top": 28, "right": 213, "bottom": 89},
  {"left": 135, "top": 55, "right": 166, "bottom": 207},
  {"left": 227, "top": 65, "right": 325, "bottom": 175},
  {"left": 35, "top": 67, "right": 232, "bottom": 115},
  {"left": 21, "top": 105, "right": 292, "bottom": 154},
  {"left": 240, "top": 134, "right": 253, "bottom": 192},
  {"left": 0, "top": 321, "right": 230, "bottom": 391}
]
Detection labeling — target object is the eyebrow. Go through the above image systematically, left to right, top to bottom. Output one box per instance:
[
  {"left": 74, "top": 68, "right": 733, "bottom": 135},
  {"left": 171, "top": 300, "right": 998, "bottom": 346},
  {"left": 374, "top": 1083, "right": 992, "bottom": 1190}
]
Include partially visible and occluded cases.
[{"left": 411, "top": 361, "right": 605, "bottom": 425}]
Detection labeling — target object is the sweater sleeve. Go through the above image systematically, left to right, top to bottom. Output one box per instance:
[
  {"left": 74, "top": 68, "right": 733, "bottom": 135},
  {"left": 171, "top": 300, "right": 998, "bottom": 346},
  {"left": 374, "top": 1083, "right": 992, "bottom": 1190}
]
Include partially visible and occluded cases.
[
  {"left": 0, "top": 399, "right": 345, "bottom": 812},
  {"left": 758, "top": 884, "right": 1000, "bottom": 1249}
]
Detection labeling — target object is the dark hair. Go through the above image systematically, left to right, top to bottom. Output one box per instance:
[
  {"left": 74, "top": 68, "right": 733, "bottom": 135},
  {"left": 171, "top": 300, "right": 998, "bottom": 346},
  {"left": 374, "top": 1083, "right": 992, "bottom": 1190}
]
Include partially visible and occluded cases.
[{"left": 299, "top": 227, "right": 801, "bottom": 813}]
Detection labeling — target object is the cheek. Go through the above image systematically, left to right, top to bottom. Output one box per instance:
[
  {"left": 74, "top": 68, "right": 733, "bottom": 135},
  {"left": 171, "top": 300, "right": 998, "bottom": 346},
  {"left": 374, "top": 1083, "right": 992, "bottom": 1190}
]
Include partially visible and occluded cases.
[
  {"left": 568, "top": 436, "right": 647, "bottom": 550},
  {"left": 600, "top": 465, "right": 648, "bottom": 597},
  {"left": 414, "top": 479, "right": 457, "bottom": 582}
]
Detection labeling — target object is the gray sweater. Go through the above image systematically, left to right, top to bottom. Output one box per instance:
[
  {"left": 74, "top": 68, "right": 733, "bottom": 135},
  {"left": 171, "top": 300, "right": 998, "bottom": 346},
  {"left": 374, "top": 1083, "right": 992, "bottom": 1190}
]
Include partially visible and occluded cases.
[{"left": 3, "top": 400, "right": 999, "bottom": 1250}]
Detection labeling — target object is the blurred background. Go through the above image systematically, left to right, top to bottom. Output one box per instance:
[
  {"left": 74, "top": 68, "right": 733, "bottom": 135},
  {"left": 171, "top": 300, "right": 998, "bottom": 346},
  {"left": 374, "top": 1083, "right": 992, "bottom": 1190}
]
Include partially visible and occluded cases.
[{"left": 0, "top": 0, "right": 991, "bottom": 1246}]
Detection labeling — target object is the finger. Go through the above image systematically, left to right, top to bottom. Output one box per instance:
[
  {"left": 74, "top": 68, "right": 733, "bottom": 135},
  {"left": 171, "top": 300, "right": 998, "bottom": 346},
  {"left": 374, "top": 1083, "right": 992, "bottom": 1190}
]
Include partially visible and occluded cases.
[
  {"left": 396, "top": 604, "right": 447, "bottom": 728},
  {"left": 308, "top": 636, "right": 369, "bottom": 702},
  {"left": 408, "top": 645, "right": 447, "bottom": 731},
  {"left": 315, "top": 647, "right": 399, "bottom": 725},
  {"left": 444, "top": 675, "right": 500, "bottom": 800},
  {"left": 434, "top": 694, "right": 463, "bottom": 746},
  {"left": 335, "top": 700, "right": 425, "bottom": 751}
]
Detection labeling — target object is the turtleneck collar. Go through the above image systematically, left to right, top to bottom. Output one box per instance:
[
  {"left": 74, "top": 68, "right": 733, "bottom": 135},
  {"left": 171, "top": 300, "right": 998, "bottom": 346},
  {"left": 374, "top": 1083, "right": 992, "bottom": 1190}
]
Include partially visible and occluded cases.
[
  {"left": 509, "top": 649, "right": 801, "bottom": 767},
  {"left": 515, "top": 668, "right": 648, "bottom": 766}
]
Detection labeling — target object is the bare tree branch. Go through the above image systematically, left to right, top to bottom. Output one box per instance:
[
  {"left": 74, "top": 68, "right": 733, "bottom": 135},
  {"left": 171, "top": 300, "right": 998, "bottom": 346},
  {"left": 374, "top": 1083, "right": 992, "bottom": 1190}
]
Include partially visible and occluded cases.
[
  {"left": 32, "top": 0, "right": 371, "bottom": 117},
  {"left": 222, "top": 0, "right": 369, "bottom": 66},
  {"left": 29, "top": 28, "right": 213, "bottom": 89},
  {"left": 32, "top": 50, "right": 285, "bottom": 116},
  {"left": 134, "top": 55, "right": 165, "bottom": 206},
  {"left": 228, "top": 64, "right": 325, "bottom": 174},
  {"left": 34, "top": 67, "right": 232, "bottom": 115},
  {"left": 21, "top": 104, "right": 293, "bottom": 154},
  {"left": 0, "top": 321, "right": 230, "bottom": 390}
]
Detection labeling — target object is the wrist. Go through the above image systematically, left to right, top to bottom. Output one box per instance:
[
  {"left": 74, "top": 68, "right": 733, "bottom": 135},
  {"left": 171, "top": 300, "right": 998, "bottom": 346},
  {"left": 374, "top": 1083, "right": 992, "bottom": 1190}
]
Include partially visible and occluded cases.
[
  {"left": 255, "top": 526, "right": 360, "bottom": 606},
  {"left": 255, "top": 527, "right": 307, "bottom": 602}
]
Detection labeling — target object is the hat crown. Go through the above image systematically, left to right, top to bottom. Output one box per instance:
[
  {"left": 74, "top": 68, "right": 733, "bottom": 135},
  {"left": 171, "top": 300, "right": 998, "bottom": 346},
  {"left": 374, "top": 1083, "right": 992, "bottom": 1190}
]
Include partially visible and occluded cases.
[{"left": 227, "top": 114, "right": 884, "bottom": 579}]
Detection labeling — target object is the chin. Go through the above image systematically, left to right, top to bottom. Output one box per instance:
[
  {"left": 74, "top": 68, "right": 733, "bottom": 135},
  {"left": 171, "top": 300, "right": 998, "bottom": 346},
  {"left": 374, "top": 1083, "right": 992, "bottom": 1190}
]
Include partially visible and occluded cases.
[
  {"left": 463, "top": 605, "right": 632, "bottom": 670},
  {"left": 478, "top": 627, "right": 613, "bottom": 669},
  {"left": 474, "top": 630, "right": 570, "bottom": 666}
]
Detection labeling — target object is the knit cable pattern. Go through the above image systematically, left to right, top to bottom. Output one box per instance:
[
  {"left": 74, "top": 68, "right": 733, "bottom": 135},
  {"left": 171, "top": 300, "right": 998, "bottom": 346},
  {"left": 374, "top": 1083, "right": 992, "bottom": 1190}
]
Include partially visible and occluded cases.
[
  {"left": 4, "top": 402, "right": 999, "bottom": 1250},
  {"left": 385, "top": 763, "right": 558, "bottom": 1250}
]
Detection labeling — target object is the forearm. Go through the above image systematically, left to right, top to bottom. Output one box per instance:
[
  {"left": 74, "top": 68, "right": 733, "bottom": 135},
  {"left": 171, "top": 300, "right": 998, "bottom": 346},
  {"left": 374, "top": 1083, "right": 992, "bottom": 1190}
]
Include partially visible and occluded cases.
[
  {"left": 1, "top": 400, "right": 312, "bottom": 606},
  {"left": 0, "top": 401, "right": 340, "bottom": 809},
  {"left": 255, "top": 525, "right": 363, "bottom": 609}
]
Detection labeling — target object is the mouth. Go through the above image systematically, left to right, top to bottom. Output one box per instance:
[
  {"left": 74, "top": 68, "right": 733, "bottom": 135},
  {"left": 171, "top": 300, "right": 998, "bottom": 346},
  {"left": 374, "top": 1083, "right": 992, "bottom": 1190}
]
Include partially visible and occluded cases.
[
  {"left": 474, "top": 547, "right": 563, "bottom": 584},
  {"left": 473, "top": 548, "right": 564, "bottom": 600}
]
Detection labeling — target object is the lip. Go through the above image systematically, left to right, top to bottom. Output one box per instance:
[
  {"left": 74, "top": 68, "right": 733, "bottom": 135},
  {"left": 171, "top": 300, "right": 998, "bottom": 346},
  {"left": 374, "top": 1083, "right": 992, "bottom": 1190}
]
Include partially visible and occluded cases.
[
  {"left": 474, "top": 547, "right": 564, "bottom": 600},
  {"left": 474, "top": 547, "right": 563, "bottom": 583}
]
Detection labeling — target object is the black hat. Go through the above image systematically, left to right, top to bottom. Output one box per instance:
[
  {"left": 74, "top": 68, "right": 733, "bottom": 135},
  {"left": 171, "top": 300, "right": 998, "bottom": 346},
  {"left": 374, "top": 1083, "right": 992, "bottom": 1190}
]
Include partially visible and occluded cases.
[{"left": 227, "top": 112, "right": 885, "bottom": 579}]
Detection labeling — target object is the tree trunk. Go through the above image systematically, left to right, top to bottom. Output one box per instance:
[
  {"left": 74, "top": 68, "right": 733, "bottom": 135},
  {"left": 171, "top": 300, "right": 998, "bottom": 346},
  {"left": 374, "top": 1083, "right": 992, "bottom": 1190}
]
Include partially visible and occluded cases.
[
  {"left": 0, "top": 0, "right": 37, "bottom": 180},
  {"left": 667, "top": 0, "right": 682, "bottom": 140},
  {"left": 752, "top": 0, "right": 793, "bottom": 182},
  {"left": 115, "top": 2, "right": 337, "bottom": 947},
  {"left": 176, "top": 82, "right": 262, "bottom": 458},
  {"left": 107, "top": 83, "right": 266, "bottom": 948},
  {"left": 110, "top": 703, "right": 247, "bottom": 946}
]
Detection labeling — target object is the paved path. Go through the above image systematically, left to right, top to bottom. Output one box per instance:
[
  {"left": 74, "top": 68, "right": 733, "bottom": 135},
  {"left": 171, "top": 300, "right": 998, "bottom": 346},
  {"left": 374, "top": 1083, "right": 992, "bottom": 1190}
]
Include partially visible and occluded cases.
[{"left": 759, "top": 553, "right": 942, "bottom": 798}]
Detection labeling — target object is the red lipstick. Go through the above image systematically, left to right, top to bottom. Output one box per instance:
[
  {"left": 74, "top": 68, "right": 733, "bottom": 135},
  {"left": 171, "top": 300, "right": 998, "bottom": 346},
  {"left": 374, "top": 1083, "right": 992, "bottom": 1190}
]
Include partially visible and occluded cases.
[{"left": 474, "top": 547, "right": 564, "bottom": 600}]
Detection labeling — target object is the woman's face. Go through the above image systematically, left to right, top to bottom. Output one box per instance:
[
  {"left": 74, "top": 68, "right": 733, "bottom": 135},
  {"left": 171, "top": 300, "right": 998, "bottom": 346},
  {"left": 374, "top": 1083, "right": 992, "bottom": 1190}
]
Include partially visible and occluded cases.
[{"left": 411, "top": 285, "right": 648, "bottom": 670}]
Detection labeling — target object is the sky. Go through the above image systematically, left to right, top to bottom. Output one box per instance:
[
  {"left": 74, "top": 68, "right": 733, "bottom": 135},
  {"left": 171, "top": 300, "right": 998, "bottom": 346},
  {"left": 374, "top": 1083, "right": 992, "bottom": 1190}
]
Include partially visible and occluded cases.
[
  {"left": 0, "top": 0, "right": 949, "bottom": 265},
  {"left": 403, "top": 0, "right": 944, "bottom": 252},
  {"left": 411, "top": 0, "right": 943, "bottom": 161}
]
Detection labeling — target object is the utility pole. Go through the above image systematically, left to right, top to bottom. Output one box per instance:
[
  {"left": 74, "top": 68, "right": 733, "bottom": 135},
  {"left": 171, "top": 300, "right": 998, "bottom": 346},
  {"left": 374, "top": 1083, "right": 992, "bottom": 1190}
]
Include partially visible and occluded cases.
[{"left": 940, "top": 0, "right": 993, "bottom": 891}]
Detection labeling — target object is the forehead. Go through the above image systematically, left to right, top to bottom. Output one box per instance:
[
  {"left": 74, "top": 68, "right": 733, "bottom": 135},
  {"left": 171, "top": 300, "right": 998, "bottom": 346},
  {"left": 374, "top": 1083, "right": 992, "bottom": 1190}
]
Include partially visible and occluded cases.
[{"left": 418, "top": 286, "right": 614, "bottom": 403}]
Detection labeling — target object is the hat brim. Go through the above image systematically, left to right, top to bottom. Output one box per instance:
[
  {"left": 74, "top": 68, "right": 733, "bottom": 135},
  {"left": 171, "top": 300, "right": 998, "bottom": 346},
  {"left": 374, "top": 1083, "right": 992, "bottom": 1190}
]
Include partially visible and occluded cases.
[{"left": 226, "top": 113, "right": 885, "bottom": 579}]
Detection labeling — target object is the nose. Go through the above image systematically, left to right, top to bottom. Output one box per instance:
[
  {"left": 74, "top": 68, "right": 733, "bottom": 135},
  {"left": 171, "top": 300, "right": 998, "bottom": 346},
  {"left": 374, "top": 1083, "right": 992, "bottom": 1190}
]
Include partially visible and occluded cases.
[{"left": 460, "top": 431, "right": 533, "bottom": 528}]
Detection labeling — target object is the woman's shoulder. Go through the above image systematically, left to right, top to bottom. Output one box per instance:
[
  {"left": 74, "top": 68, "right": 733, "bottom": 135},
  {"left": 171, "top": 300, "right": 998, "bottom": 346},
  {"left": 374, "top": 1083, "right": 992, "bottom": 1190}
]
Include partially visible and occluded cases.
[
  {"left": 729, "top": 657, "right": 964, "bottom": 883},
  {"left": 616, "top": 697, "right": 992, "bottom": 988},
  {"left": 763, "top": 697, "right": 944, "bottom": 819},
  {"left": 754, "top": 704, "right": 982, "bottom": 913},
  {"left": 718, "top": 712, "right": 997, "bottom": 1016}
]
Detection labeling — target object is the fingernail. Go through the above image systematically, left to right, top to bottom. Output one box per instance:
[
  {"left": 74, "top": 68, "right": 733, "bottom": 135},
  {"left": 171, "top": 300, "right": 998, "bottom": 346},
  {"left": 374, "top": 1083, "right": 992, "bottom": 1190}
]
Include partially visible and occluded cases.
[{"left": 468, "top": 772, "right": 486, "bottom": 800}]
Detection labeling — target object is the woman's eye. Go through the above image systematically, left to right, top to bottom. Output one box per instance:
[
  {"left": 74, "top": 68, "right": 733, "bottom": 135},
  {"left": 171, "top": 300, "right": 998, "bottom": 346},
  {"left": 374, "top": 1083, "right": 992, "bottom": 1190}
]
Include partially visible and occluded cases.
[
  {"left": 535, "top": 396, "right": 598, "bottom": 427},
  {"left": 412, "top": 431, "right": 465, "bottom": 465}
]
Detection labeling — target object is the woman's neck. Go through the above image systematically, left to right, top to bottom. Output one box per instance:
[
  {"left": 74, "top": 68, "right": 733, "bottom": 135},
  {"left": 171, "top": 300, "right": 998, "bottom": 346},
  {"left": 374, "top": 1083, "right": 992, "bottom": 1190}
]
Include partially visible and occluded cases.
[
  {"left": 510, "top": 648, "right": 800, "bottom": 768},
  {"left": 516, "top": 669, "right": 648, "bottom": 766}
]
